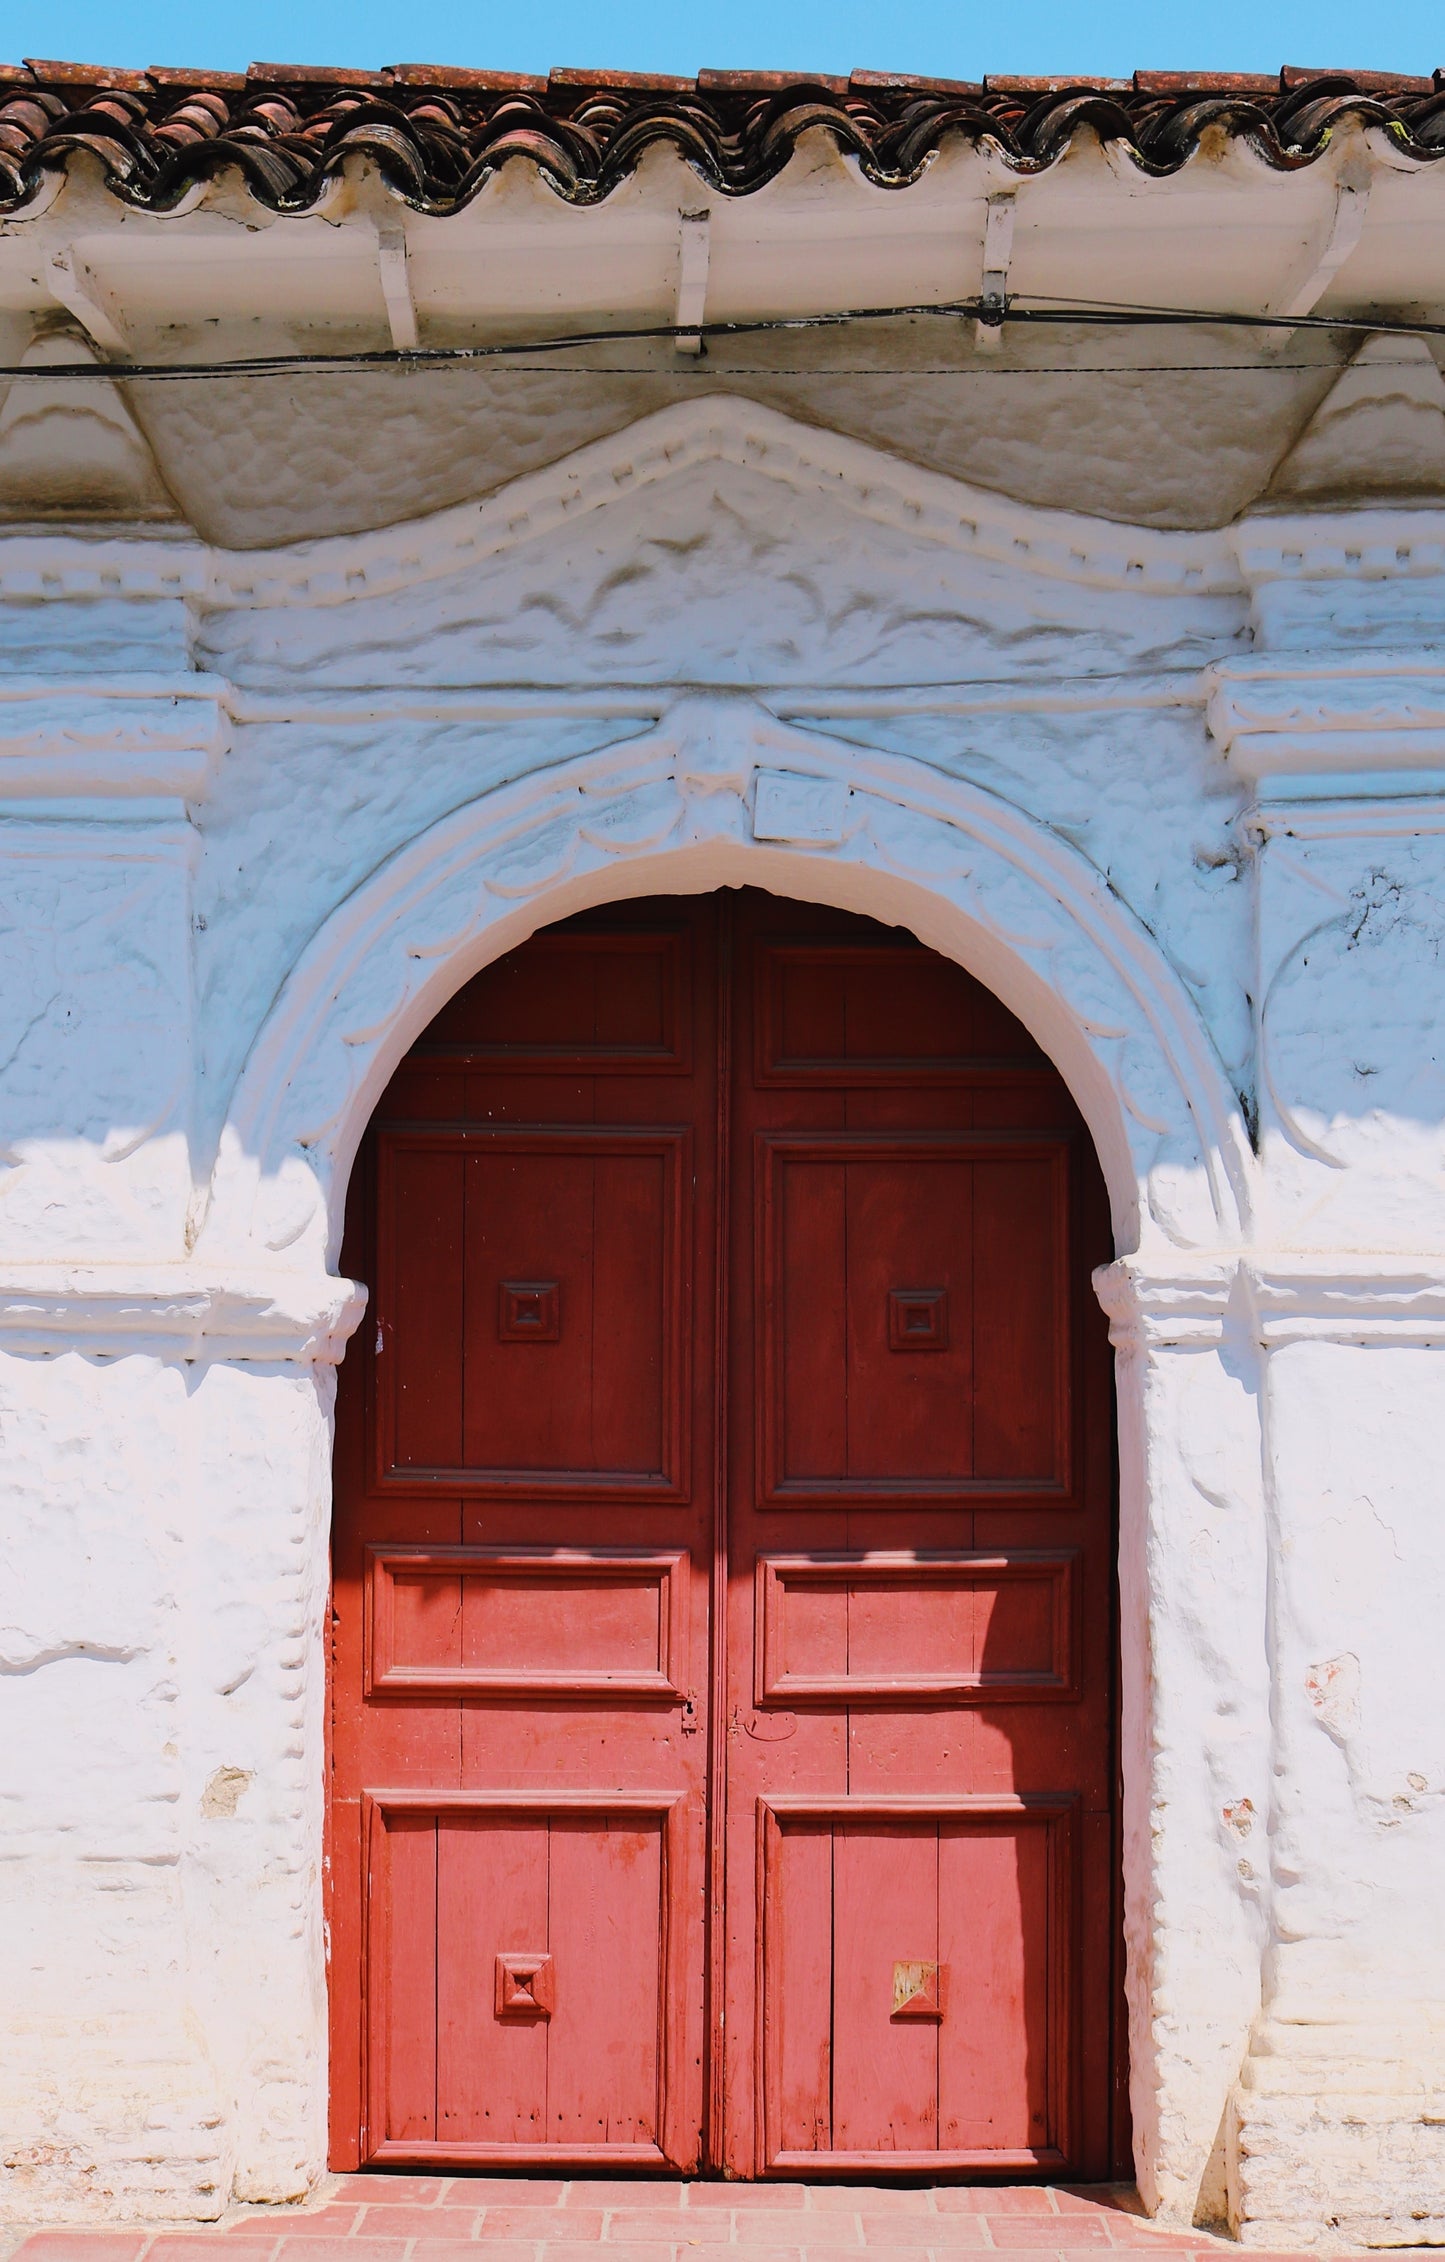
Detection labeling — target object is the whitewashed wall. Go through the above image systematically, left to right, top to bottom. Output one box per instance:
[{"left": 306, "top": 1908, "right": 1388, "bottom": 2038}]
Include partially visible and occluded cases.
[{"left": 1, "top": 397, "right": 1443, "bottom": 2247}]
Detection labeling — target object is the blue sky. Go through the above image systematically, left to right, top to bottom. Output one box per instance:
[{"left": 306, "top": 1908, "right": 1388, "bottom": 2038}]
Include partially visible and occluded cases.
[{"left": 4, "top": 1, "right": 1440, "bottom": 80}]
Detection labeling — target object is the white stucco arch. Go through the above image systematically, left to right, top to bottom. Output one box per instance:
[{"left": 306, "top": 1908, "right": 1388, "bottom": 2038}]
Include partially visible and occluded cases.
[
  {"left": 188, "top": 692, "right": 1264, "bottom": 2216},
  {"left": 200, "top": 694, "right": 1254, "bottom": 1286}
]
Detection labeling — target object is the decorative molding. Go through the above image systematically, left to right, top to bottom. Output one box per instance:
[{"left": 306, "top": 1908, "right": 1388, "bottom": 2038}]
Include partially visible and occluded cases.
[
  {"left": 197, "top": 397, "right": 1242, "bottom": 612},
  {"left": 10, "top": 421, "right": 1445, "bottom": 639},
  {"left": 5, "top": 436, "right": 1445, "bottom": 630},
  {"left": 1230, "top": 510, "right": 1445, "bottom": 587},
  {"left": 0, "top": 530, "right": 206, "bottom": 602},
  {"left": 1206, "top": 651, "right": 1445, "bottom": 785},
  {"left": 220, "top": 672, "right": 1208, "bottom": 729},
  {"left": 0, "top": 675, "right": 228, "bottom": 798},
  {"left": 198, "top": 693, "right": 1254, "bottom": 1278},
  {"left": 1247, "top": 792, "right": 1445, "bottom": 840},
  {"left": 1099, "top": 1253, "right": 1445, "bottom": 1349},
  {"left": 1093, "top": 1255, "right": 1238, "bottom": 1347},
  {"left": 0, "top": 1264, "right": 366, "bottom": 1361}
]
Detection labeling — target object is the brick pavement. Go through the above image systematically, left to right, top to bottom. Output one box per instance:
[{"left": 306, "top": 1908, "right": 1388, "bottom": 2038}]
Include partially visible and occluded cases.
[{"left": 0, "top": 2177, "right": 1373, "bottom": 2262}]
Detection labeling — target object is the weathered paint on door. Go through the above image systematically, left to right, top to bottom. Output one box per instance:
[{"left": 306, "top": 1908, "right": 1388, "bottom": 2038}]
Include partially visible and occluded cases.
[{"left": 328, "top": 893, "right": 1121, "bottom": 2178}]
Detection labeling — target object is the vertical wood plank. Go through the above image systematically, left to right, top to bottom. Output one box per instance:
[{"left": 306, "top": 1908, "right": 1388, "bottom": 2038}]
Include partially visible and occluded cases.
[
  {"left": 384, "top": 1144, "right": 465, "bottom": 1470},
  {"left": 589, "top": 1152, "right": 667, "bottom": 1476},
  {"left": 971, "top": 1153, "right": 1067, "bottom": 1483},
  {"left": 775, "top": 1156, "right": 847, "bottom": 1482},
  {"left": 380, "top": 1812, "right": 438, "bottom": 2143},
  {"left": 546, "top": 1812, "right": 663, "bottom": 2147},
  {"left": 436, "top": 1814, "right": 549, "bottom": 2144},
  {"left": 937, "top": 1817, "right": 1049, "bottom": 2152},
  {"left": 770, "top": 1820, "right": 833, "bottom": 2158},
  {"left": 831, "top": 1822, "right": 939, "bottom": 2152}
]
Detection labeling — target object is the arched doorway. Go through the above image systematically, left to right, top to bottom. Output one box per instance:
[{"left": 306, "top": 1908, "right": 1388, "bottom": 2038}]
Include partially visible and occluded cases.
[{"left": 327, "top": 889, "right": 1123, "bottom": 2180}]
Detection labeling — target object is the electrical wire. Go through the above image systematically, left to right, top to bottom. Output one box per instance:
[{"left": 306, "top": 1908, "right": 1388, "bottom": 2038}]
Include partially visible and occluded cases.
[{"left": 0, "top": 295, "right": 1433, "bottom": 382}]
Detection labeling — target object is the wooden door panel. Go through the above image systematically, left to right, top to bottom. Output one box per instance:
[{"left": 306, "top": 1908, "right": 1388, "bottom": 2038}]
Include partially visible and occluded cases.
[
  {"left": 416, "top": 928, "right": 691, "bottom": 1073},
  {"left": 756, "top": 942, "right": 1050, "bottom": 1084},
  {"left": 375, "top": 1127, "right": 689, "bottom": 1494},
  {"left": 758, "top": 1134, "right": 1072, "bottom": 1501},
  {"left": 365, "top": 1546, "right": 688, "bottom": 1697},
  {"left": 755, "top": 1552, "right": 1079, "bottom": 1705},
  {"left": 366, "top": 1794, "right": 687, "bottom": 2166},
  {"left": 758, "top": 1798, "right": 1075, "bottom": 2173}
]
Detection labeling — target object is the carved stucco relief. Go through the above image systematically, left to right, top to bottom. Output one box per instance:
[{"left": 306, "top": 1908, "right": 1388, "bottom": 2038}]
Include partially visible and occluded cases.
[{"left": 201, "top": 697, "right": 1254, "bottom": 1283}]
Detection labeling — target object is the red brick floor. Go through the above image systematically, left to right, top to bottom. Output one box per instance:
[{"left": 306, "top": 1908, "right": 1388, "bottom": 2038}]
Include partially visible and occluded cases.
[{"left": 0, "top": 2178, "right": 1345, "bottom": 2262}]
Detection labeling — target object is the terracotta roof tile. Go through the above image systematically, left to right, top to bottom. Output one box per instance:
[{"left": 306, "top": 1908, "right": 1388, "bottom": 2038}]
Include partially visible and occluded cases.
[
  {"left": 24, "top": 56, "right": 151, "bottom": 90},
  {"left": 247, "top": 61, "right": 389, "bottom": 86},
  {"left": 0, "top": 62, "right": 1443, "bottom": 214},
  {"left": 387, "top": 65, "right": 548, "bottom": 91},
  {"left": 144, "top": 66, "right": 250, "bottom": 90},
  {"left": 549, "top": 66, "right": 697, "bottom": 91}
]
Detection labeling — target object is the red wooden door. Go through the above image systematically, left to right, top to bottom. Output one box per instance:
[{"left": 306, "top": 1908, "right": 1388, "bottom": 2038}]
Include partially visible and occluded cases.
[{"left": 329, "top": 892, "right": 1120, "bottom": 2179}]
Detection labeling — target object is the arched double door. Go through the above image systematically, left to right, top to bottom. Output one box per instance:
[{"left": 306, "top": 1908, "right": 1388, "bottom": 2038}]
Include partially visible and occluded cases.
[{"left": 329, "top": 891, "right": 1123, "bottom": 2180}]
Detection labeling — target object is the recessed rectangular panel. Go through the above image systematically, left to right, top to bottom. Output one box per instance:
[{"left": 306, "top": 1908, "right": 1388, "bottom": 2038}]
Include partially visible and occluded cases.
[
  {"left": 412, "top": 928, "right": 691, "bottom": 1072},
  {"left": 756, "top": 943, "right": 1048, "bottom": 1085},
  {"left": 376, "top": 1127, "right": 688, "bottom": 1495},
  {"left": 758, "top": 1134, "right": 1072, "bottom": 1503},
  {"left": 366, "top": 1547, "right": 688, "bottom": 1697},
  {"left": 755, "top": 1552, "right": 1078, "bottom": 1704},
  {"left": 365, "top": 1793, "right": 682, "bottom": 2166},
  {"left": 759, "top": 1796, "right": 1074, "bottom": 2171}
]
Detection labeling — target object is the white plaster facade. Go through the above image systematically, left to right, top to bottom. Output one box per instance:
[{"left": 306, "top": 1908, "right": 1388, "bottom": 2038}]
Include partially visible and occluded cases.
[{"left": 4, "top": 105, "right": 1445, "bottom": 2254}]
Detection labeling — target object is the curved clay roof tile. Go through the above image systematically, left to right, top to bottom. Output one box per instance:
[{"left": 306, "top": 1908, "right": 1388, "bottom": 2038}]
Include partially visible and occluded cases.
[{"left": 1, "top": 67, "right": 1444, "bottom": 214}]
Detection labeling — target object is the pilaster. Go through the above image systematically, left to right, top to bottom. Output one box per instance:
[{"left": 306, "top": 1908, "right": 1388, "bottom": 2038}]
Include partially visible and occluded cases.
[{"left": 1205, "top": 539, "right": 1445, "bottom": 2243}]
